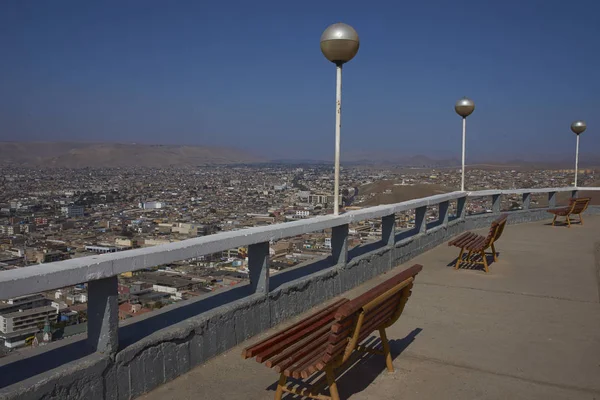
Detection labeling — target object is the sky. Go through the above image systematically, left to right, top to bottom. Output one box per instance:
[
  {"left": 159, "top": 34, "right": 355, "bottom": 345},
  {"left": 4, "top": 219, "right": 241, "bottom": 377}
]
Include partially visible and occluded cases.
[{"left": 0, "top": 0, "right": 599, "bottom": 162}]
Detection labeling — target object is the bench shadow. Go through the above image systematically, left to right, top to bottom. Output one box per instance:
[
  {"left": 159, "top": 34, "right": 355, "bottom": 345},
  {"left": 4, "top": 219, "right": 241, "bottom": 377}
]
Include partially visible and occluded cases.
[
  {"left": 543, "top": 221, "right": 581, "bottom": 227},
  {"left": 446, "top": 253, "right": 499, "bottom": 272},
  {"left": 267, "top": 327, "right": 422, "bottom": 399},
  {"left": 0, "top": 339, "right": 93, "bottom": 389}
]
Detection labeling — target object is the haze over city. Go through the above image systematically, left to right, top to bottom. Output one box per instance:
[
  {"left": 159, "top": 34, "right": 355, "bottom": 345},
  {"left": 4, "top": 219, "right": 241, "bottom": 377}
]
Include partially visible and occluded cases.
[{"left": 1, "top": 0, "right": 599, "bottom": 162}]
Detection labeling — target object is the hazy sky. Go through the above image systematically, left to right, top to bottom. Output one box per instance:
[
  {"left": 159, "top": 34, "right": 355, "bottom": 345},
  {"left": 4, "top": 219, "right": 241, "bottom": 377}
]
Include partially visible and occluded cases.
[{"left": 1, "top": 0, "right": 598, "bottom": 161}]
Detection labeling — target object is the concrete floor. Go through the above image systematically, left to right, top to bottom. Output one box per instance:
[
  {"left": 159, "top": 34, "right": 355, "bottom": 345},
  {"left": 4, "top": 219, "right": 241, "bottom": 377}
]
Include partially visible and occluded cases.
[{"left": 141, "top": 216, "right": 600, "bottom": 400}]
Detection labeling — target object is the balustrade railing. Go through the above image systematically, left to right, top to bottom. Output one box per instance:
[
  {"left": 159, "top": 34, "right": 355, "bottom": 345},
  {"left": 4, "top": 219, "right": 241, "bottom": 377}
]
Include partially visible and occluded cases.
[{"left": 0, "top": 186, "right": 598, "bottom": 385}]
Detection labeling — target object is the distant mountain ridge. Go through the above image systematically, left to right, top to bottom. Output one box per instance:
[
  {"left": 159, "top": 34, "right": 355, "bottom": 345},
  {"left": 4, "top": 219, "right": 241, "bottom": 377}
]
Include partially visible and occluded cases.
[
  {"left": 0, "top": 141, "right": 598, "bottom": 169},
  {"left": 0, "top": 142, "right": 266, "bottom": 168}
]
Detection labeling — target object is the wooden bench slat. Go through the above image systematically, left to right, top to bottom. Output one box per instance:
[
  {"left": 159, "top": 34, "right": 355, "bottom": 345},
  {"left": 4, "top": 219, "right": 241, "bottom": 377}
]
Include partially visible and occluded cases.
[
  {"left": 449, "top": 232, "right": 475, "bottom": 246},
  {"left": 242, "top": 264, "right": 423, "bottom": 398},
  {"left": 334, "top": 264, "right": 423, "bottom": 320},
  {"left": 328, "top": 292, "right": 401, "bottom": 344},
  {"left": 242, "top": 298, "right": 348, "bottom": 359},
  {"left": 254, "top": 310, "right": 339, "bottom": 363},
  {"left": 268, "top": 322, "right": 333, "bottom": 370},
  {"left": 285, "top": 343, "right": 329, "bottom": 378}
]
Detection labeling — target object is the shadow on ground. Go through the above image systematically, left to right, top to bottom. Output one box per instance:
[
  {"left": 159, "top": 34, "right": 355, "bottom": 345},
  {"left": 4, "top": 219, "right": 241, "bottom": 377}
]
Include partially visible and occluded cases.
[
  {"left": 446, "top": 252, "right": 499, "bottom": 272},
  {"left": 265, "top": 328, "right": 422, "bottom": 399}
]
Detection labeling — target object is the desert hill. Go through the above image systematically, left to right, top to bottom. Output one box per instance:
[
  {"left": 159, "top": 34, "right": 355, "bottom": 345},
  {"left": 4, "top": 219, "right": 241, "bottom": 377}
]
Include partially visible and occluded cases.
[{"left": 0, "top": 142, "right": 265, "bottom": 168}]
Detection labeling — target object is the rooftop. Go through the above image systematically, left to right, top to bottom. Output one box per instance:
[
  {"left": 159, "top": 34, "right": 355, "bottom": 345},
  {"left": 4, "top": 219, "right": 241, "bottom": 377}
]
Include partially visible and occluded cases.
[{"left": 141, "top": 216, "right": 600, "bottom": 400}]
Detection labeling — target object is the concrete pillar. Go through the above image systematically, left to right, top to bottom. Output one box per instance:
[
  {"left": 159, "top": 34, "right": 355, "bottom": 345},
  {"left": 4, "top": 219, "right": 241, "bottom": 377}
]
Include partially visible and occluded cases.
[
  {"left": 548, "top": 192, "right": 556, "bottom": 208},
  {"left": 522, "top": 193, "right": 531, "bottom": 210},
  {"left": 492, "top": 194, "right": 501, "bottom": 214},
  {"left": 457, "top": 196, "right": 467, "bottom": 220},
  {"left": 438, "top": 201, "right": 450, "bottom": 225},
  {"left": 415, "top": 206, "right": 427, "bottom": 233},
  {"left": 381, "top": 214, "right": 395, "bottom": 247},
  {"left": 332, "top": 224, "right": 349, "bottom": 267},
  {"left": 248, "top": 242, "right": 270, "bottom": 294},
  {"left": 87, "top": 276, "right": 118, "bottom": 354}
]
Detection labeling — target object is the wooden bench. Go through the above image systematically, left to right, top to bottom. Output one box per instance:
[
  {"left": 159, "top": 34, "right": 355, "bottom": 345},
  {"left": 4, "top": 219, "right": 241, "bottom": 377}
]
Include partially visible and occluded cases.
[
  {"left": 547, "top": 197, "right": 590, "bottom": 227},
  {"left": 448, "top": 215, "right": 507, "bottom": 273},
  {"left": 242, "top": 264, "right": 423, "bottom": 400}
]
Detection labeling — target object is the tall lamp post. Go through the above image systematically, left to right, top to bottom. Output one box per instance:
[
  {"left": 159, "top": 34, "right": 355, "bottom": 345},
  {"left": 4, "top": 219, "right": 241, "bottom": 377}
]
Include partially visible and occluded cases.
[
  {"left": 320, "top": 23, "right": 360, "bottom": 215},
  {"left": 455, "top": 97, "right": 475, "bottom": 192},
  {"left": 570, "top": 120, "right": 587, "bottom": 187}
]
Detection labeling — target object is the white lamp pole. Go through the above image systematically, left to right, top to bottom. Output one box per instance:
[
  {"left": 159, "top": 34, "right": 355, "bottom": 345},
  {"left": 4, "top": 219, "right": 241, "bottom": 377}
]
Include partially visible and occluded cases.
[
  {"left": 320, "top": 23, "right": 359, "bottom": 215},
  {"left": 455, "top": 97, "right": 475, "bottom": 192},
  {"left": 570, "top": 120, "right": 587, "bottom": 187}
]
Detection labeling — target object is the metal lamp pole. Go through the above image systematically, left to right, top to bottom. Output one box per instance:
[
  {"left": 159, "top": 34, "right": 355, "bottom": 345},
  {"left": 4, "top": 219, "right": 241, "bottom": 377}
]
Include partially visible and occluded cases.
[
  {"left": 320, "top": 23, "right": 360, "bottom": 215},
  {"left": 454, "top": 97, "right": 475, "bottom": 192},
  {"left": 570, "top": 120, "right": 587, "bottom": 187}
]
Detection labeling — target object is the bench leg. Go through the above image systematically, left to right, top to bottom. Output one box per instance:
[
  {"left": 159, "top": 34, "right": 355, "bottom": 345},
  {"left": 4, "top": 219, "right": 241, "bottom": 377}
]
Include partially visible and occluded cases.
[
  {"left": 579, "top": 214, "right": 584, "bottom": 225},
  {"left": 552, "top": 215, "right": 557, "bottom": 226},
  {"left": 566, "top": 216, "right": 571, "bottom": 228},
  {"left": 491, "top": 243, "right": 497, "bottom": 262},
  {"left": 455, "top": 247, "right": 464, "bottom": 270},
  {"left": 466, "top": 250, "right": 473, "bottom": 262},
  {"left": 481, "top": 251, "right": 489, "bottom": 273},
  {"left": 379, "top": 328, "right": 394, "bottom": 373},
  {"left": 326, "top": 365, "right": 341, "bottom": 400},
  {"left": 274, "top": 374, "right": 286, "bottom": 400}
]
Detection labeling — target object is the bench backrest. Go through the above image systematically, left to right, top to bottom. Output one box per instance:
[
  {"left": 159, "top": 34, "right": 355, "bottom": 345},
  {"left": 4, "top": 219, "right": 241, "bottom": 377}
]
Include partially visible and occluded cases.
[
  {"left": 568, "top": 197, "right": 591, "bottom": 214},
  {"left": 478, "top": 214, "right": 508, "bottom": 249},
  {"left": 491, "top": 214, "right": 508, "bottom": 243},
  {"left": 325, "top": 264, "right": 423, "bottom": 365}
]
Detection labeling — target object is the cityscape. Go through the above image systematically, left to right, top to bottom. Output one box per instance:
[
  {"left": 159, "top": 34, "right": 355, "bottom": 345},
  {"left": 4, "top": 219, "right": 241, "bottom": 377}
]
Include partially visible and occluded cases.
[
  {"left": 1, "top": 1, "right": 599, "bottom": 399},
  {"left": 0, "top": 163, "right": 597, "bottom": 352}
]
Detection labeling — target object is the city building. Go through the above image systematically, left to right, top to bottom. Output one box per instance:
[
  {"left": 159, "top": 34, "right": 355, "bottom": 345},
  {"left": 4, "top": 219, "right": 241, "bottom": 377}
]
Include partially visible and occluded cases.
[
  {"left": 61, "top": 205, "right": 85, "bottom": 218},
  {"left": 0, "top": 294, "right": 57, "bottom": 348}
]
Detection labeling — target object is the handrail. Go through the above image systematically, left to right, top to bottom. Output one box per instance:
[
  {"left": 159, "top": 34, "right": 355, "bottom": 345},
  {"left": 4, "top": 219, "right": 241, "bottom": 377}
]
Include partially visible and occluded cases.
[
  {"left": 0, "top": 186, "right": 598, "bottom": 356},
  {"left": 1, "top": 187, "right": 598, "bottom": 298},
  {"left": 0, "top": 191, "right": 467, "bottom": 299}
]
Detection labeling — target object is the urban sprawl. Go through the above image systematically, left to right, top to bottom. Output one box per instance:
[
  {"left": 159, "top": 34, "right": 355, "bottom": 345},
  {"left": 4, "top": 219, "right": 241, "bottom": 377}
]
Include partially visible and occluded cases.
[{"left": 0, "top": 165, "right": 595, "bottom": 353}]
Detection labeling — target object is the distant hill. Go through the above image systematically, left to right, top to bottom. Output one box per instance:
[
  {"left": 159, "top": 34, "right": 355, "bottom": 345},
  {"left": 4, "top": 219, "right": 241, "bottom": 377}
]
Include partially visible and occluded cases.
[
  {"left": 0, "top": 142, "right": 266, "bottom": 168},
  {"left": 358, "top": 180, "right": 453, "bottom": 207}
]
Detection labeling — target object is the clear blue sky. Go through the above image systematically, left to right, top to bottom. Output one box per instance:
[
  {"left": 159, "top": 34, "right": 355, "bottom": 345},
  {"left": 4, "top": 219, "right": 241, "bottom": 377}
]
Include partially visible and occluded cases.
[{"left": 1, "top": 0, "right": 598, "bottom": 162}]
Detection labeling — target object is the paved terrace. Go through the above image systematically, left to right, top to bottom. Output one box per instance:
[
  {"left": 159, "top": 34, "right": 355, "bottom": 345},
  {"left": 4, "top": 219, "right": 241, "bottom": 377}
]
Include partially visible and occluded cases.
[{"left": 142, "top": 216, "right": 600, "bottom": 400}]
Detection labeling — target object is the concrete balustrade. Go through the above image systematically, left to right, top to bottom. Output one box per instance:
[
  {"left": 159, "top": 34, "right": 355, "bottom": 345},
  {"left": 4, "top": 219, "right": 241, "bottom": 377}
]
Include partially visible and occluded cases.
[{"left": 0, "top": 186, "right": 598, "bottom": 400}]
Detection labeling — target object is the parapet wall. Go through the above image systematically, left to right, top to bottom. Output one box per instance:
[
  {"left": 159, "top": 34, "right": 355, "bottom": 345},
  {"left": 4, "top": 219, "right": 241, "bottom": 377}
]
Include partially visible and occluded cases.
[{"left": 1, "top": 205, "right": 599, "bottom": 400}]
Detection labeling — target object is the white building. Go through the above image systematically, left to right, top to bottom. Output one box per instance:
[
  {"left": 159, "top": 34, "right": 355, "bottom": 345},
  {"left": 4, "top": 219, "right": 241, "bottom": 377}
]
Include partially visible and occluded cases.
[
  {"left": 139, "top": 201, "right": 163, "bottom": 209},
  {"left": 61, "top": 205, "right": 85, "bottom": 218},
  {"left": 295, "top": 210, "right": 310, "bottom": 218},
  {"left": 85, "top": 245, "right": 118, "bottom": 254},
  {"left": 0, "top": 294, "right": 57, "bottom": 348}
]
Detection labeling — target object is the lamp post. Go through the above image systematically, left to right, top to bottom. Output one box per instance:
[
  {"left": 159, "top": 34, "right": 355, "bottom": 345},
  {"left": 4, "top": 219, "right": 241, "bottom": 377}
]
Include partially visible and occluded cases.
[
  {"left": 320, "top": 23, "right": 360, "bottom": 215},
  {"left": 454, "top": 97, "right": 475, "bottom": 192},
  {"left": 570, "top": 120, "right": 587, "bottom": 187}
]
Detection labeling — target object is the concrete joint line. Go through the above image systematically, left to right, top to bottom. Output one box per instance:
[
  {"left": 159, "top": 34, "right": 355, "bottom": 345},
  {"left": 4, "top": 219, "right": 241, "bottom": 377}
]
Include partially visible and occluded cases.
[{"left": 414, "top": 282, "right": 598, "bottom": 304}]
